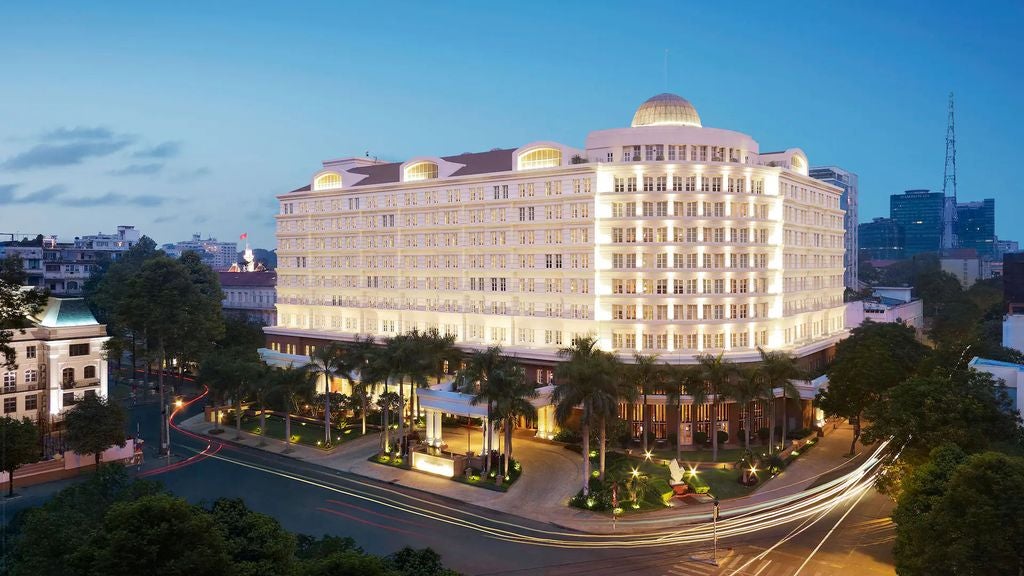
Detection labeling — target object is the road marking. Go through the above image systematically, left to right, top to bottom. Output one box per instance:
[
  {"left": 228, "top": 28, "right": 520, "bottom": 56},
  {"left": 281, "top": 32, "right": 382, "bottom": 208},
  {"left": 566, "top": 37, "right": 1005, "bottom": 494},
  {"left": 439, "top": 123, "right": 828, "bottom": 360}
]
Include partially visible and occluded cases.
[
  {"left": 792, "top": 481, "right": 874, "bottom": 576},
  {"left": 750, "top": 559, "right": 772, "bottom": 575}
]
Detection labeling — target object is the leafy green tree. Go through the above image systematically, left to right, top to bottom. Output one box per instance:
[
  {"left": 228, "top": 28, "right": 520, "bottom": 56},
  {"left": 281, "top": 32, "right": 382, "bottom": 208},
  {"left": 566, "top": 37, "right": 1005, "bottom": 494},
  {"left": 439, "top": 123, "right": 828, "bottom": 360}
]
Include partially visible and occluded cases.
[
  {"left": 170, "top": 251, "right": 225, "bottom": 385},
  {"left": 0, "top": 255, "right": 48, "bottom": 370},
  {"left": 816, "top": 321, "right": 928, "bottom": 454},
  {"left": 552, "top": 336, "right": 619, "bottom": 492},
  {"left": 303, "top": 342, "right": 344, "bottom": 447},
  {"left": 757, "top": 347, "right": 803, "bottom": 453},
  {"left": 696, "top": 352, "right": 738, "bottom": 462},
  {"left": 247, "top": 363, "right": 275, "bottom": 446},
  {"left": 863, "top": 369, "right": 1021, "bottom": 462},
  {"left": 64, "top": 394, "right": 126, "bottom": 470},
  {"left": 0, "top": 416, "right": 40, "bottom": 496},
  {"left": 893, "top": 448, "right": 1024, "bottom": 575},
  {"left": 10, "top": 465, "right": 164, "bottom": 576},
  {"left": 74, "top": 493, "right": 233, "bottom": 576},
  {"left": 209, "top": 498, "right": 296, "bottom": 576},
  {"left": 387, "top": 547, "right": 459, "bottom": 576}
]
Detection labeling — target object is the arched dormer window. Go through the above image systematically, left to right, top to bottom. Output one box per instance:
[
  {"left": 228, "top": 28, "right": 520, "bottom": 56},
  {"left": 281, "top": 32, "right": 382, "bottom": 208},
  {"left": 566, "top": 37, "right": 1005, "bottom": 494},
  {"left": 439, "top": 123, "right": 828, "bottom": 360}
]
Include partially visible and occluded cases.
[
  {"left": 517, "top": 147, "right": 562, "bottom": 170},
  {"left": 404, "top": 162, "right": 438, "bottom": 182},
  {"left": 314, "top": 173, "right": 342, "bottom": 190}
]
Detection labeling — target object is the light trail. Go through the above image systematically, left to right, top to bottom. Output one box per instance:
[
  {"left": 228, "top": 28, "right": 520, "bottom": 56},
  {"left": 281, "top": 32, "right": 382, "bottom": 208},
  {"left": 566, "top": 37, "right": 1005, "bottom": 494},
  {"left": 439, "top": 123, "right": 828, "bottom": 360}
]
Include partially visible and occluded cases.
[{"left": 176, "top": 439, "right": 892, "bottom": 549}]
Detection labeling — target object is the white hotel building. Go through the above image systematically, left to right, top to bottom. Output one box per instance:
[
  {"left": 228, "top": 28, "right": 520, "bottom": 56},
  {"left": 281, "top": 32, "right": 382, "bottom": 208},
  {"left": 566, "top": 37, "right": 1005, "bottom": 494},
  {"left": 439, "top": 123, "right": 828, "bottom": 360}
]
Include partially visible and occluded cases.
[{"left": 266, "top": 94, "right": 846, "bottom": 443}]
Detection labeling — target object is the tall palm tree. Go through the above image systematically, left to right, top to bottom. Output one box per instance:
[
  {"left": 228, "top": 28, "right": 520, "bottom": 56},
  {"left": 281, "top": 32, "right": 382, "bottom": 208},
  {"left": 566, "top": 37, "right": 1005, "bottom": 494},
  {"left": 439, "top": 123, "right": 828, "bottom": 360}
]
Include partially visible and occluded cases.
[
  {"left": 340, "top": 336, "right": 379, "bottom": 436},
  {"left": 552, "top": 336, "right": 619, "bottom": 494},
  {"left": 303, "top": 342, "right": 344, "bottom": 447},
  {"left": 458, "top": 346, "right": 506, "bottom": 474},
  {"left": 757, "top": 347, "right": 804, "bottom": 453},
  {"left": 696, "top": 352, "right": 737, "bottom": 462},
  {"left": 630, "top": 353, "right": 660, "bottom": 453},
  {"left": 468, "top": 356, "right": 537, "bottom": 484},
  {"left": 271, "top": 365, "right": 315, "bottom": 453},
  {"left": 667, "top": 365, "right": 702, "bottom": 463},
  {"left": 731, "top": 367, "right": 764, "bottom": 452},
  {"left": 376, "top": 390, "right": 401, "bottom": 453}
]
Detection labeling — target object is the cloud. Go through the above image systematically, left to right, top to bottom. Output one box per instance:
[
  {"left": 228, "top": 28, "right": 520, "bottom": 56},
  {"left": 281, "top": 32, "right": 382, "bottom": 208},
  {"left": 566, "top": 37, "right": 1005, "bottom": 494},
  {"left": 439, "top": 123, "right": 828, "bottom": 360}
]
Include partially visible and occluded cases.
[
  {"left": 43, "top": 126, "right": 116, "bottom": 141},
  {"left": 3, "top": 139, "right": 133, "bottom": 170},
  {"left": 133, "top": 141, "right": 181, "bottom": 159},
  {"left": 108, "top": 163, "right": 164, "bottom": 176},
  {"left": 170, "top": 167, "right": 211, "bottom": 183},
  {"left": 0, "top": 184, "right": 67, "bottom": 204},
  {"left": 62, "top": 192, "right": 167, "bottom": 207},
  {"left": 153, "top": 214, "right": 178, "bottom": 224},
  {"left": 193, "top": 215, "right": 208, "bottom": 224}
]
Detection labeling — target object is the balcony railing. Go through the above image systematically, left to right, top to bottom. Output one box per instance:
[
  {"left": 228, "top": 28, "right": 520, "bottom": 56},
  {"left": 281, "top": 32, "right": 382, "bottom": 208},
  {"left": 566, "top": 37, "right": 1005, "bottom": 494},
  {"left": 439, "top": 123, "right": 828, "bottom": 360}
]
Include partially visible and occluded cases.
[{"left": 1, "top": 383, "right": 42, "bottom": 394}]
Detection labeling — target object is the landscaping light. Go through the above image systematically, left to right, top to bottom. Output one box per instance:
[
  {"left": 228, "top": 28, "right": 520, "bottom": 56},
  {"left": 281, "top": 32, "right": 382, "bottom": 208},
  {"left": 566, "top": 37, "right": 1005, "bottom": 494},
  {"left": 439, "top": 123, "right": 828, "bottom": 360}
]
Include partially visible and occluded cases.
[
  {"left": 175, "top": 399, "right": 183, "bottom": 408},
  {"left": 589, "top": 450, "right": 598, "bottom": 458},
  {"left": 643, "top": 450, "right": 653, "bottom": 461},
  {"left": 689, "top": 466, "right": 699, "bottom": 476},
  {"left": 749, "top": 466, "right": 758, "bottom": 475},
  {"left": 630, "top": 467, "right": 640, "bottom": 478},
  {"left": 591, "top": 470, "right": 600, "bottom": 478}
]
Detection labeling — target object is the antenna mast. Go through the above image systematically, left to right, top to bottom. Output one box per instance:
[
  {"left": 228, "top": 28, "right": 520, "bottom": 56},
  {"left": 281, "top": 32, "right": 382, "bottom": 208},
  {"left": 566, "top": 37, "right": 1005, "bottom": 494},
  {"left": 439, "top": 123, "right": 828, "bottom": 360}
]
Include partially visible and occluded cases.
[{"left": 943, "top": 92, "right": 957, "bottom": 199}]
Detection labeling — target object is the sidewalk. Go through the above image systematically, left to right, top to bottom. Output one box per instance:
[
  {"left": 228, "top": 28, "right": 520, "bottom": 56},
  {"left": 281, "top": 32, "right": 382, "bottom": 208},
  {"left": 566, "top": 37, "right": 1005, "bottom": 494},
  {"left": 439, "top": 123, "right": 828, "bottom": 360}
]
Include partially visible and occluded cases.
[{"left": 180, "top": 414, "right": 864, "bottom": 534}]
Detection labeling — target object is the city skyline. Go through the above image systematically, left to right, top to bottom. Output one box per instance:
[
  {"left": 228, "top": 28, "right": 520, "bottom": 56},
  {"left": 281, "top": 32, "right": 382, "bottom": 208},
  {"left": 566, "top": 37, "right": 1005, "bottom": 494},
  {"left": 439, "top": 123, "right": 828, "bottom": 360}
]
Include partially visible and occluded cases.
[{"left": 2, "top": 1, "right": 1022, "bottom": 249}]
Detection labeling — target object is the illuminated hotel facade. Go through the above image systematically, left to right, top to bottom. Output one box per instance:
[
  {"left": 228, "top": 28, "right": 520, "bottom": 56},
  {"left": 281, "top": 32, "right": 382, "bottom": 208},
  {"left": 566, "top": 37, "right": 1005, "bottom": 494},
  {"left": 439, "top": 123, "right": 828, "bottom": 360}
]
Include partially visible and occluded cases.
[{"left": 265, "top": 94, "right": 846, "bottom": 443}]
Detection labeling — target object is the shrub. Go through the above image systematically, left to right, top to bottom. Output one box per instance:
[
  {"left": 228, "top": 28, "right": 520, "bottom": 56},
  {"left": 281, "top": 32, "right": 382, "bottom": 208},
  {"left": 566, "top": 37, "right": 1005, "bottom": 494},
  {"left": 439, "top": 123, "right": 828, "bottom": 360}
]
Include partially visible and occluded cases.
[
  {"left": 787, "top": 427, "right": 813, "bottom": 440},
  {"left": 757, "top": 428, "right": 770, "bottom": 444},
  {"left": 553, "top": 429, "right": 582, "bottom": 444},
  {"left": 717, "top": 430, "right": 729, "bottom": 445},
  {"left": 693, "top": 431, "right": 708, "bottom": 446},
  {"left": 667, "top": 433, "right": 677, "bottom": 447},
  {"left": 686, "top": 473, "right": 710, "bottom": 494}
]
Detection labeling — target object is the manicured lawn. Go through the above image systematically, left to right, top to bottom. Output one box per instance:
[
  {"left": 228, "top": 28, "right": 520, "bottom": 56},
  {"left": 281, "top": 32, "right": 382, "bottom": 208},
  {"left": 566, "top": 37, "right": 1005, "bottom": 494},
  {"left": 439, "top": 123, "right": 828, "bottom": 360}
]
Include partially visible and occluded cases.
[
  {"left": 240, "top": 414, "right": 363, "bottom": 449},
  {"left": 644, "top": 445, "right": 774, "bottom": 464},
  {"left": 697, "top": 467, "right": 759, "bottom": 500}
]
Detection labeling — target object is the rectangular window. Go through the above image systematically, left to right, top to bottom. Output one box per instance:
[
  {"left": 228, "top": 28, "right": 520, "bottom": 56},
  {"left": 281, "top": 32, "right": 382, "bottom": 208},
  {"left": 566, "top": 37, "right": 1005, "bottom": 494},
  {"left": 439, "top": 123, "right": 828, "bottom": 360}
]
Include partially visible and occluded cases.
[
  {"left": 672, "top": 176, "right": 683, "bottom": 192},
  {"left": 69, "top": 344, "right": 89, "bottom": 356},
  {"left": 25, "top": 346, "right": 36, "bottom": 359},
  {"left": 24, "top": 395, "right": 37, "bottom": 411},
  {"left": 3, "top": 397, "right": 15, "bottom": 413}
]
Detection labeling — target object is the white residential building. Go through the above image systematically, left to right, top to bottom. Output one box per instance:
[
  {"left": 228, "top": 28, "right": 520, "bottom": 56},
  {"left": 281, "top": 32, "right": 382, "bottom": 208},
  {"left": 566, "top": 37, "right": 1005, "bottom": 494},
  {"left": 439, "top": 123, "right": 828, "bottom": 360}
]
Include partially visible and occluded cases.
[
  {"left": 163, "top": 235, "right": 238, "bottom": 270},
  {"left": 3, "top": 298, "right": 109, "bottom": 420}
]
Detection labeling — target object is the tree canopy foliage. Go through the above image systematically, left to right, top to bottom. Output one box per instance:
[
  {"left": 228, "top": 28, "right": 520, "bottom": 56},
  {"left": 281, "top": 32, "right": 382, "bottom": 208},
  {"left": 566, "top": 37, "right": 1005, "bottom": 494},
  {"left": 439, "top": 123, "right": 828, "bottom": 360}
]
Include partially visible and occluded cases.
[
  {"left": 0, "top": 255, "right": 49, "bottom": 370},
  {"left": 3, "top": 465, "right": 459, "bottom": 576}
]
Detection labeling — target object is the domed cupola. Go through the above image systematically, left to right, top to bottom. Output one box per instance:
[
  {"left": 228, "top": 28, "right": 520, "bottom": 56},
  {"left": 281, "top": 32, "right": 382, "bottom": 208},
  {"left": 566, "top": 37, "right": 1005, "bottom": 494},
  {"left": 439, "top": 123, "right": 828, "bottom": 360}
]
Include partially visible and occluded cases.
[{"left": 631, "top": 93, "right": 702, "bottom": 128}]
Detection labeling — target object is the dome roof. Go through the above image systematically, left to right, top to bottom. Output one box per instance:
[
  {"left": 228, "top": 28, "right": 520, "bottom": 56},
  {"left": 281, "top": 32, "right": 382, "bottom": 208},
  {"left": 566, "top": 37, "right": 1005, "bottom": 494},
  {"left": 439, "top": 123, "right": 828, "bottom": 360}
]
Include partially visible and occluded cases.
[{"left": 631, "top": 93, "right": 702, "bottom": 128}]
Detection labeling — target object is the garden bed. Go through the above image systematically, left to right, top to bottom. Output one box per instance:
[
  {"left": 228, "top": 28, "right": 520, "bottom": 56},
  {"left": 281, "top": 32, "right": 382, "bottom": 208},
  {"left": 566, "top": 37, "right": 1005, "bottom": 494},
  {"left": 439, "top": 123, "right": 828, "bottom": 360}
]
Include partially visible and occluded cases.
[
  {"left": 240, "top": 414, "right": 364, "bottom": 450},
  {"left": 368, "top": 452, "right": 522, "bottom": 492}
]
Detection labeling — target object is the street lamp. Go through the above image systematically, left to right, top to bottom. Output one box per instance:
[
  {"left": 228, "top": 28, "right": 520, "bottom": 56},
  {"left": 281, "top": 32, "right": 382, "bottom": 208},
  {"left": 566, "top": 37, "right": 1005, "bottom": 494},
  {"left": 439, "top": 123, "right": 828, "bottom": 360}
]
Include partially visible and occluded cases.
[{"left": 712, "top": 498, "right": 720, "bottom": 566}]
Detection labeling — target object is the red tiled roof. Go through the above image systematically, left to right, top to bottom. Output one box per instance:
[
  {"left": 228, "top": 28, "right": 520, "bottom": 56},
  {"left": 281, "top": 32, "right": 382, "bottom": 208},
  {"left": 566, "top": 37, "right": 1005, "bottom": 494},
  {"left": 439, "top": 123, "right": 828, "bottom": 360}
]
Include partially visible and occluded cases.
[{"left": 218, "top": 271, "right": 277, "bottom": 287}]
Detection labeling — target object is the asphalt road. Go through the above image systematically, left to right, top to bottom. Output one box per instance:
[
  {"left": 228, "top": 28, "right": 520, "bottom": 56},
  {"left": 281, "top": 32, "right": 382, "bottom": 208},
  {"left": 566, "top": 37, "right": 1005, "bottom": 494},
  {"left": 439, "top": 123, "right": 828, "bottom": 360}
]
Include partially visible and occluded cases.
[{"left": 113, "top": 387, "right": 896, "bottom": 575}]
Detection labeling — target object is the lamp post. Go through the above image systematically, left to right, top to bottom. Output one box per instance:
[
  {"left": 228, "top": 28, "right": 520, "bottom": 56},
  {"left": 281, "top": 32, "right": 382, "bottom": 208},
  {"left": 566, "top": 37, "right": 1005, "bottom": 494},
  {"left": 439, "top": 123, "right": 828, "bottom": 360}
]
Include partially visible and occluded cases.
[{"left": 712, "top": 498, "right": 720, "bottom": 566}]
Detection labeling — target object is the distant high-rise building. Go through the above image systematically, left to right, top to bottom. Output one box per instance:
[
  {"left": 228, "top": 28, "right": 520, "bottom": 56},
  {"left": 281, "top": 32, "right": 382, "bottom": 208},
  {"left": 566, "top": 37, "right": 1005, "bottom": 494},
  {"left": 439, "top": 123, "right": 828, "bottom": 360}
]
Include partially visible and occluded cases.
[
  {"left": 810, "top": 166, "right": 858, "bottom": 289},
  {"left": 890, "top": 190, "right": 945, "bottom": 257},
  {"left": 956, "top": 199, "right": 996, "bottom": 258},
  {"left": 859, "top": 217, "right": 904, "bottom": 260},
  {"left": 163, "top": 234, "right": 238, "bottom": 270},
  {"left": 996, "top": 239, "right": 1019, "bottom": 257},
  {"left": 1004, "top": 253, "right": 1024, "bottom": 308}
]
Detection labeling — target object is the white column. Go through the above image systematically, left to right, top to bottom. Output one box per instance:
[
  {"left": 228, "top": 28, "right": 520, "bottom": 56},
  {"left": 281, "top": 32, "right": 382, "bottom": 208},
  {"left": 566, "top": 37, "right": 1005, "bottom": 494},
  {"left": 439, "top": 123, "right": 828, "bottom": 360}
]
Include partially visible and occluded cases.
[
  {"left": 48, "top": 351, "right": 61, "bottom": 415},
  {"left": 535, "top": 405, "right": 547, "bottom": 438},
  {"left": 546, "top": 405, "right": 556, "bottom": 438},
  {"left": 433, "top": 410, "right": 443, "bottom": 447},
  {"left": 424, "top": 411, "right": 436, "bottom": 446}
]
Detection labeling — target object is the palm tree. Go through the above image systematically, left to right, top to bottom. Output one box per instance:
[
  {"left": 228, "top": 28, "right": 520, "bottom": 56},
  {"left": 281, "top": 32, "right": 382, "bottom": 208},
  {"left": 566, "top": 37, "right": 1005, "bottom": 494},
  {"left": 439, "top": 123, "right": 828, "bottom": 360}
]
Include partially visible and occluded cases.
[
  {"left": 340, "top": 336, "right": 379, "bottom": 436},
  {"left": 552, "top": 336, "right": 619, "bottom": 494},
  {"left": 303, "top": 342, "right": 344, "bottom": 447},
  {"left": 458, "top": 346, "right": 506, "bottom": 474},
  {"left": 757, "top": 347, "right": 803, "bottom": 453},
  {"left": 695, "top": 352, "right": 737, "bottom": 462},
  {"left": 630, "top": 353, "right": 660, "bottom": 453},
  {"left": 466, "top": 355, "right": 537, "bottom": 484},
  {"left": 248, "top": 364, "right": 275, "bottom": 446},
  {"left": 271, "top": 365, "right": 315, "bottom": 453},
  {"left": 667, "top": 365, "right": 702, "bottom": 463},
  {"left": 731, "top": 367, "right": 764, "bottom": 452},
  {"left": 376, "top": 390, "right": 401, "bottom": 453}
]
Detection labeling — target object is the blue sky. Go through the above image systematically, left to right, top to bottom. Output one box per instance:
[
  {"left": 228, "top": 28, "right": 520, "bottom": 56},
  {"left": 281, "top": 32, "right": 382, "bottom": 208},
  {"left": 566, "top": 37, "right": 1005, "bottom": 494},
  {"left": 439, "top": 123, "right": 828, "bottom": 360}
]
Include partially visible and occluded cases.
[{"left": 1, "top": 1, "right": 1021, "bottom": 249}]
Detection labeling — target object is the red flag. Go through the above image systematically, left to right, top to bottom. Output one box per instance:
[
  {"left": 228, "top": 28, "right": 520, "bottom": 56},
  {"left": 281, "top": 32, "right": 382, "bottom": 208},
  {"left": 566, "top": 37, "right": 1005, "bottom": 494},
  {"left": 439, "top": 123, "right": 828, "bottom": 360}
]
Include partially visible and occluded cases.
[{"left": 240, "top": 233, "right": 247, "bottom": 240}]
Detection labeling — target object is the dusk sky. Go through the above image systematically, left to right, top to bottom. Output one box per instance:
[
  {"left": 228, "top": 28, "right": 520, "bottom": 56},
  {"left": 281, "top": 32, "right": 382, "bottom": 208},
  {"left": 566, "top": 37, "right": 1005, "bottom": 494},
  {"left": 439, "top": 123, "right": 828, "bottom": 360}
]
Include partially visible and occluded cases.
[{"left": 2, "top": 1, "right": 1021, "bottom": 250}]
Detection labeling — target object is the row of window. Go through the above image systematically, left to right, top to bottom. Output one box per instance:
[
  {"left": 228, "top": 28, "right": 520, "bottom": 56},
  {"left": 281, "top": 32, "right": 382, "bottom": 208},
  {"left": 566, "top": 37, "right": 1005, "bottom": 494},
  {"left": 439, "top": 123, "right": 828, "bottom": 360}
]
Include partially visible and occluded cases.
[
  {"left": 618, "top": 144, "right": 744, "bottom": 163},
  {"left": 613, "top": 175, "right": 764, "bottom": 194},
  {"left": 610, "top": 200, "right": 769, "bottom": 219},
  {"left": 610, "top": 226, "right": 771, "bottom": 244},
  {"left": 612, "top": 277, "right": 768, "bottom": 295},
  {"left": 611, "top": 303, "right": 766, "bottom": 321},
  {"left": 611, "top": 330, "right": 769, "bottom": 350},
  {"left": 3, "top": 394, "right": 38, "bottom": 413}
]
